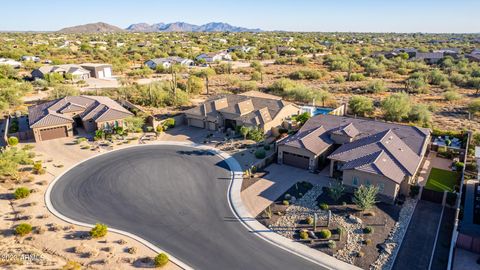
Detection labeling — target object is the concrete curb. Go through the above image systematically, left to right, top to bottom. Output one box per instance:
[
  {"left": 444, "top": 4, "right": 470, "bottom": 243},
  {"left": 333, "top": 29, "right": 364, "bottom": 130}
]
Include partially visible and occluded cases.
[{"left": 45, "top": 141, "right": 358, "bottom": 270}]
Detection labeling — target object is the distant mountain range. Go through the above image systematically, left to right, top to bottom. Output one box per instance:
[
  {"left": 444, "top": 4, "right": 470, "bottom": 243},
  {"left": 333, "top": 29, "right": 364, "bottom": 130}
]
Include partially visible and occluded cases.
[{"left": 58, "top": 22, "right": 262, "bottom": 33}]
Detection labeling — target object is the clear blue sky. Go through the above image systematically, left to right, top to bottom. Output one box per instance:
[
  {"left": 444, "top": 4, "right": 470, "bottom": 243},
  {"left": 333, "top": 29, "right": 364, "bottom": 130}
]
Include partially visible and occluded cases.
[{"left": 1, "top": 0, "right": 478, "bottom": 33}]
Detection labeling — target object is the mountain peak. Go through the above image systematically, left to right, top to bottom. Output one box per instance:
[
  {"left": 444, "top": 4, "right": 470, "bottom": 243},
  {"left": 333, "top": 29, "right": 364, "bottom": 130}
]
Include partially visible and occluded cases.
[
  {"left": 125, "top": 21, "right": 262, "bottom": 32},
  {"left": 58, "top": 22, "right": 124, "bottom": 33}
]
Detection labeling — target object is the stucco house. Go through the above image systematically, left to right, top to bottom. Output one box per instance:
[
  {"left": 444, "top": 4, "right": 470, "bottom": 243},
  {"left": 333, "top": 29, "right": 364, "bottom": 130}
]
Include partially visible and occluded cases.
[
  {"left": 195, "top": 51, "right": 232, "bottom": 63},
  {"left": 144, "top": 57, "right": 194, "bottom": 70},
  {"left": 0, "top": 58, "right": 22, "bottom": 68},
  {"left": 32, "top": 64, "right": 91, "bottom": 81},
  {"left": 184, "top": 91, "right": 300, "bottom": 134},
  {"left": 28, "top": 96, "right": 133, "bottom": 142},
  {"left": 277, "top": 115, "right": 431, "bottom": 203}
]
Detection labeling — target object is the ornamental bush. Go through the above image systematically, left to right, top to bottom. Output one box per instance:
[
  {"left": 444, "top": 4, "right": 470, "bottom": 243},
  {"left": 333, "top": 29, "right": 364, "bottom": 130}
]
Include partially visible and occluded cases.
[
  {"left": 7, "top": 136, "right": 19, "bottom": 146},
  {"left": 255, "top": 149, "right": 266, "bottom": 159},
  {"left": 14, "top": 187, "right": 30, "bottom": 199},
  {"left": 282, "top": 200, "right": 290, "bottom": 206},
  {"left": 319, "top": 202, "right": 329, "bottom": 210},
  {"left": 305, "top": 216, "right": 314, "bottom": 225},
  {"left": 15, "top": 223, "right": 32, "bottom": 236},
  {"left": 90, "top": 223, "right": 108, "bottom": 238},
  {"left": 363, "top": 226, "right": 374, "bottom": 234},
  {"left": 319, "top": 229, "right": 331, "bottom": 239},
  {"left": 299, "top": 231, "right": 309, "bottom": 240},
  {"left": 327, "top": 240, "right": 336, "bottom": 249},
  {"left": 154, "top": 253, "right": 169, "bottom": 267}
]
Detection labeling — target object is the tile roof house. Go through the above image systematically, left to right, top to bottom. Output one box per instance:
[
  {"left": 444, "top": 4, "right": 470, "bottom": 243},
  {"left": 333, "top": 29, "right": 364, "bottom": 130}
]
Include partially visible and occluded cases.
[
  {"left": 195, "top": 51, "right": 232, "bottom": 63},
  {"left": 412, "top": 52, "right": 445, "bottom": 64},
  {"left": 144, "top": 57, "right": 194, "bottom": 70},
  {"left": 32, "top": 64, "right": 91, "bottom": 81},
  {"left": 184, "top": 91, "right": 300, "bottom": 134},
  {"left": 28, "top": 96, "right": 132, "bottom": 141},
  {"left": 277, "top": 115, "right": 431, "bottom": 203}
]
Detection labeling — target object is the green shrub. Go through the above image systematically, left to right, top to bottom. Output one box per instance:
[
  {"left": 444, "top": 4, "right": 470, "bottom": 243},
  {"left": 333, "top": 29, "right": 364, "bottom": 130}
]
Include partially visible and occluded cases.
[
  {"left": 289, "top": 69, "right": 324, "bottom": 80},
  {"left": 348, "top": 73, "right": 365, "bottom": 81},
  {"left": 334, "top": 75, "right": 346, "bottom": 83},
  {"left": 163, "top": 118, "right": 175, "bottom": 129},
  {"left": 156, "top": 125, "right": 164, "bottom": 133},
  {"left": 7, "top": 136, "right": 19, "bottom": 146},
  {"left": 263, "top": 144, "right": 271, "bottom": 151},
  {"left": 255, "top": 149, "right": 266, "bottom": 159},
  {"left": 33, "top": 162, "right": 45, "bottom": 175},
  {"left": 455, "top": 162, "right": 464, "bottom": 171},
  {"left": 410, "top": 185, "right": 420, "bottom": 198},
  {"left": 14, "top": 187, "right": 30, "bottom": 199},
  {"left": 282, "top": 200, "right": 290, "bottom": 206},
  {"left": 319, "top": 202, "right": 329, "bottom": 210},
  {"left": 306, "top": 216, "right": 314, "bottom": 225},
  {"left": 15, "top": 223, "right": 32, "bottom": 236},
  {"left": 89, "top": 223, "right": 108, "bottom": 238},
  {"left": 363, "top": 226, "right": 374, "bottom": 234},
  {"left": 336, "top": 227, "right": 345, "bottom": 237},
  {"left": 319, "top": 229, "right": 332, "bottom": 239},
  {"left": 299, "top": 231, "right": 309, "bottom": 240},
  {"left": 327, "top": 240, "right": 336, "bottom": 249},
  {"left": 154, "top": 253, "right": 169, "bottom": 267}
]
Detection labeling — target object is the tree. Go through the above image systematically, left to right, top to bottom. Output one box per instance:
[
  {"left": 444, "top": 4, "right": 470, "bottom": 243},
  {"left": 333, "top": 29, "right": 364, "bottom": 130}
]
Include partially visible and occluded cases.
[
  {"left": 251, "top": 60, "right": 265, "bottom": 83},
  {"left": 0, "top": 65, "right": 18, "bottom": 79},
  {"left": 196, "top": 68, "right": 216, "bottom": 95},
  {"left": 186, "top": 75, "right": 204, "bottom": 95},
  {"left": 468, "top": 77, "right": 480, "bottom": 95},
  {"left": 49, "top": 85, "right": 80, "bottom": 99},
  {"left": 315, "top": 89, "right": 331, "bottom": 107},
  {"left": 381, "top": 93, "right": 411, "bottom": 122},
  {"left": 349, "top": 95, "right": 374, "bottom": 116},
  {"left": 468, "top": 98, "right": 480, "bottom": 116},
  {"left": 409, "top": 104, "right": 432, "bottom": 127},
  {"left": 295, "top": 112, "right": 310, "bottom": 125},
  {"left": 125, "top": 116, "right": 145, "bottom": 132},
  {"left": 239, "top": 126, "right": 250, "bottom": 140},
  {"left": 247, "top": 128, "right": 264, "bottom": 142},
  {"left": 7, "top": 136, "right": 18, "bottom": 146},
  {"left": 328, "top": 182, "right": 345, "bottom": 202},
  {"left": 352, "top": 185, "right": 379, "bottom": 211},
  {"left": 90, "top": 223, "right": 108, "bottom": 238},
  {"left": 154, "top": 253, "right": 169, "bottom": 267}
]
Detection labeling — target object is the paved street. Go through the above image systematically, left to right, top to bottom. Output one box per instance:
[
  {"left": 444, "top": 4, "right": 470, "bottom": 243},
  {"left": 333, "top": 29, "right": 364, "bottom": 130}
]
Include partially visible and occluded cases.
[{"left": 50, "top": 145, "right": 322, "bottom": 270}]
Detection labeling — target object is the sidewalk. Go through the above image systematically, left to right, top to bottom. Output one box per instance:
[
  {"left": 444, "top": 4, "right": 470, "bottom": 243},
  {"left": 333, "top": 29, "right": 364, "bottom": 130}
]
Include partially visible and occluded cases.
[{"left": 241, "top": 164, "right": 334, "bottom": 217}]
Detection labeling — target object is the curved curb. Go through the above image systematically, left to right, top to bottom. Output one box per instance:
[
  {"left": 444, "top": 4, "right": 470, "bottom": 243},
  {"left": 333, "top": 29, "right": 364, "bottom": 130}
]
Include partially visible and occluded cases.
[{"left": 45, "top": 141, "right": 359, "bottom": 270}]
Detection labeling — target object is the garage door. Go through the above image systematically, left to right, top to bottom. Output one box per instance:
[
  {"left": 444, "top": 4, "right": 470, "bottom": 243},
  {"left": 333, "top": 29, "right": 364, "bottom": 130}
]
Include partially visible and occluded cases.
[
  {"left": 103, "top": 67, "right": 112, "bottom": 78},
  {"left": 98, "top": 70, "right": 104, "bottom": 79},
  {"left": 189, "top": 118, "right": 205, "bottom": 128},
  {"left": 207, "top": 122, "right": 216, "bottom": 131},
  {"left": 39, "top": 126, "right": 68, "bottom": 141},
  {"left": 283, "top": 152, "right": 310, "bottom": 170}
]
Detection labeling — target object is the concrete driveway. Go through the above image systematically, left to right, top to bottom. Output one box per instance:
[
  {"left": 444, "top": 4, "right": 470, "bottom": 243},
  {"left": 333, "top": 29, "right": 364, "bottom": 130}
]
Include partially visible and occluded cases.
[{"left": 49, "top": 145, "right": 321, "bottom": 270}]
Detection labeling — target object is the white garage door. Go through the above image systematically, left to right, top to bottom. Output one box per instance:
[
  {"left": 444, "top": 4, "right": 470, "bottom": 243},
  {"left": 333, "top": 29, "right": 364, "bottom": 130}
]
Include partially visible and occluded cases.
[
  {"left": 103, "top": 67, "right": 112, "bottom": 78},
  {"left": 98, "top": 70, "right": 104, "bottom": 79}
]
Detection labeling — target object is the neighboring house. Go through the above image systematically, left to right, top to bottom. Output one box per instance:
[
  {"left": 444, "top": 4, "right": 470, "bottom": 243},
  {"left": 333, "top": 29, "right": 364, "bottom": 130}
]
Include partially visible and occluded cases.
[
  {"left": 227, "top": 46, "right": 254, "bottom": 53},
  {"left": 392, "top": 48, "right": 418, "bottom": 58},
  {"left": 433, "top": 48, "right": 461, "bottom": 58},
  {"left": 471, "top": 49, "right": 480, "bottom": 55},
  {"left": 195, "top": 51, "right": 232, "bottom": 63},
  {"left": 413, "top": 52, "right": 444, "bottom": 64},
  {"left": 466, "top": 54, "right": 480, "bottom": 63},
  {"left": 21, "top": 55, "right": 40, "bottom": 62},
  {"left": 145, "top": 57, "right": 194, "bottom": 70},
  {"left": 0, "top": 58, "right": 22, "bottom": 68},
  {"left": 80, "top": 63, "right": 113, "bottom": 79},
  {"left": 32, "top": 65, "right": 91, "bottom": 81},
  {"left": 184, "top": 91, "right": 300, "bottom": 134},
  {"left": 28, "top": 96, "right": 133, "bottom": 142},
  {"left": 277, "top": 115, "right": 431, "bottom": 203}
]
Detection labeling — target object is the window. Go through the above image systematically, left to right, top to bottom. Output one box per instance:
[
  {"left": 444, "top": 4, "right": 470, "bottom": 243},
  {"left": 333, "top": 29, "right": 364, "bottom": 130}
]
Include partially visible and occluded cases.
[{"left": 353, "top": 176, "right": 358, "bottom": 186}]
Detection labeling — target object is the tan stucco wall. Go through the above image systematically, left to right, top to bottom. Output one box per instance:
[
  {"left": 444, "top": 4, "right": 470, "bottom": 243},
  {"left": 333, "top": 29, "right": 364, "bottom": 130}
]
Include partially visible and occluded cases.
[
  {"left": 263, "top": 104, "right": 300, "bottom": 134},
  {"left": 278, "top": 144, "right": 318, "bottom": 171},
  {"left": 342, "top": 169, "right": 399, "bottom": 203}
]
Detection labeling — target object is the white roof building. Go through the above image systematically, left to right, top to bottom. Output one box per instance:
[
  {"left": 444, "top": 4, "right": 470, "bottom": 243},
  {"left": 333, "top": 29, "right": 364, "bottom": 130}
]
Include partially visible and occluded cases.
[{"left": 0, "top": 58, "right": 22, "bottom": 68}]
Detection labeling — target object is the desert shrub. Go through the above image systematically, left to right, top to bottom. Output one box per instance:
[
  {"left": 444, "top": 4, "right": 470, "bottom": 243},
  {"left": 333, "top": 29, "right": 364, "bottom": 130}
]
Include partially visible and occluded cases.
[
  {"left": 274, "top": 57, "right": 289, "bottom": 65},
  {"left": 296, "top": 57, "right": 309, "bottom": 66},
  {"left": 289, "top": 69, "right": 324, "bottom": 80},
  {"left": 251, "top": 71, "right": 261, "bottom": 81},
  {"left": 348, "top": 73, "right": 365, "bottom": 81},
  {"left": 334, "top": 75, "right": 346, "bottom": 83},
  {"left": 365, "top": 80, "right": 388, "bottom": 93},
  {"left": 238, "top": 81, "right": 258, "bottom": 92},
  {"left": 444, "top": 90, "right": 462, "bottom": 101},
  {"left": 381, "top": 92, "right": 411, "bottom": 122},
  {"left": 349, "top": 95, "right": 374, "bottom": 116},
  {"left": 408, "top": 104, "right": 432, "bottom": 127},
  {"left": 163, "top": 118, "right": 175, "bottom": 129},
  {"left": 156, "top": 125, "right": 163, "bottom": 133},
  {"left": 247, "top": 128, "right": 264, "bottom": 142},
  {"left": 7, "top": 136, "right": 19, "bottom": 146},
  {"left": 75, "top": 137, "right": 87, "bottom": 144},
  {"left": 255, "top": 149, "right": 266, "bottom": 159},
  {"left": 33, "top": 161, "right": 45, "bottom": 175},
  {"left": 455, "top": 161, "right": 464, "bottom": 171},
  {"left": 353, "top": 185, "right": 379, "bottom": 211},
  {"left": 410, "top": 185, "right": 420, "bottom": 197},
  {"left": 14, "top": 187, "right": 30, "bottom": 199},
  {"left": 282, "top": 200, "right": 290, "bottom": 206},
  {"left": 319, "top": 202, "right": 329, "bottom": 210},
  {"left": 305, "top": 216, "right": 314, "bottom": 225},
  {"left": 15, "top": 223, "right": 32, "bottom": 236},
  {"left": 90, "top": 223, "right": 108, "bottom": 238},
  {"left": 363, "top": 226, "right": 374, "bottom": 234},
  {"left": 336, "top": 227, "right": 345, "bottom": 237},
  {"left": 319, "top": 229, "right": 332, "bottom": 239},
  {"left": 299, "top": 231, "right": 309, "bottom": 240},
  {"left": 364, "top": 239, "right": 373, "bottom": 246},
  {"left": 327, "top": 240, "right": 336, "bottom": 249},
  {"left": 357, "top": 251, "right": 365, "bottom": 257},
  {"left": 154, "top": 253, "right": 169, "bottom": 267}
]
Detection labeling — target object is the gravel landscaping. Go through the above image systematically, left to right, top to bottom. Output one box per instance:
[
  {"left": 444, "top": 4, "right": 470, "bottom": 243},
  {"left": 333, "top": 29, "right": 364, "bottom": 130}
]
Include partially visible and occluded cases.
[{"left": 256, "top": 182, "right": 418, "bottom": 270}]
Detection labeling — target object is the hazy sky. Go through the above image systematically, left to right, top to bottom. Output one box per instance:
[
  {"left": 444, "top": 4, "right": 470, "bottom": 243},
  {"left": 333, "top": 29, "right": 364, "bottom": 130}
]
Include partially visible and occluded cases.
[{"left": 1, "top": 0, "right": 478, "bottom": 33}]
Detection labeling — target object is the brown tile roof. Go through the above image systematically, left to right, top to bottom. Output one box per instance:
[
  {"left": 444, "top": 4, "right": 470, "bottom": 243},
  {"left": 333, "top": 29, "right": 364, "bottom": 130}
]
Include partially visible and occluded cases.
[
  {"left": 184, "top": 93, "right": 296, "bottom": 126},
  {"left": 28, "top": 96, "right": 133, "bottom": 129}
]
